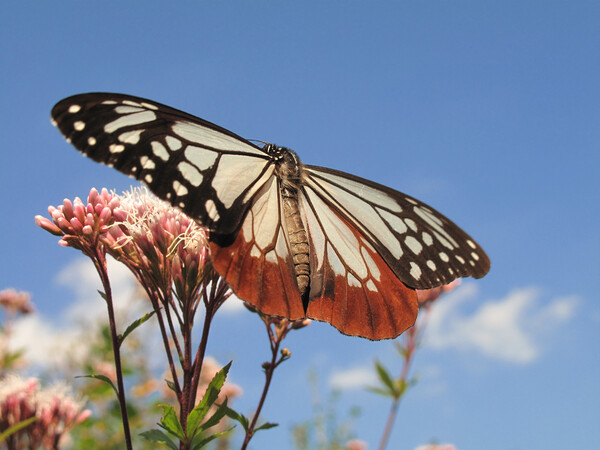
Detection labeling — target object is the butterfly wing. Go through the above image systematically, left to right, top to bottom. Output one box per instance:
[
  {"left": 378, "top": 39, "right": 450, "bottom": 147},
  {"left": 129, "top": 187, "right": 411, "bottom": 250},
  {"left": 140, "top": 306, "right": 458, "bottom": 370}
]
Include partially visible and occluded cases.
[
  {"left": 51, "top": 93, "right": 274, "bottom": 245},
  {"left": 303, "top": 166, "right": 491, "bottom": 289},
  {"left": 209, "top": 176, "right": 306, "bottom": 320},
  {"left": 299, "top": 188, "right": 419, "bottom": 339}
]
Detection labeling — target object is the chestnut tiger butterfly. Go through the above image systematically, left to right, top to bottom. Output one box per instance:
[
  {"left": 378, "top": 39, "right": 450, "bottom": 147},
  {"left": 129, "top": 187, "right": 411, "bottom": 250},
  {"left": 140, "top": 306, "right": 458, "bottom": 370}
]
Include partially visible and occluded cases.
[{"left": 51, "top": 93, "right": 490, "bottom": 340}]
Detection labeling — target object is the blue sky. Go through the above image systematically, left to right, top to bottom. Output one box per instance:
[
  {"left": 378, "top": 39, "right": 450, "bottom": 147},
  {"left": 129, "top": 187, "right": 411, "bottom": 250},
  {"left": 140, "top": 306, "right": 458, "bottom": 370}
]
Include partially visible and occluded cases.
[{"left": 1, "top": 2, "right": 598, "bottom": 449}]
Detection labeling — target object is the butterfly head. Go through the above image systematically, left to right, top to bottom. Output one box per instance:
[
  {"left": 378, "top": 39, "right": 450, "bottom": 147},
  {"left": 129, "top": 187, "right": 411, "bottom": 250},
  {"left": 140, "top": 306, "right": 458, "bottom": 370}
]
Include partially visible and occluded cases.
[{"left": 264, "top": 144, "right": 303, "bottom": 188}]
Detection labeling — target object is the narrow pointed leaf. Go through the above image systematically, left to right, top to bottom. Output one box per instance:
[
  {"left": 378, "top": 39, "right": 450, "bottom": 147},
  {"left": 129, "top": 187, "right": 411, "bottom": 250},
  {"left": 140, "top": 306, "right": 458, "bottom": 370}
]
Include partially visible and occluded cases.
[
  {"left": 97, "top": 290, "right": 107, "bottom": 301},
  {"left": 120, "top": 310, "right": 156, "bottom": 345},
  {"left": 374, "top": 361, "right": 396, "bottom": 394},
  {"left": 76, "top": 374, "right": 118, "bottom": 395},
  {"left": 366, "top": 386, "right": 396, "bottom": 398},
  {"left": 198, "top": 398, "right": 229, "bottom": 433},
  {"left": 223, "top": 406, "right": 249, "bottom": 432},
  {"left": 0, "top": 417, "right": 37, "bottom": 441},
  {"left": 254, "top": 421, "right": 278, "bottom": 432},
  {"left": 190, "top": 426, "right": 235, "bottom": 450},
  {"left": 140, "top": 429, "right": 179, "bottom": 450}
]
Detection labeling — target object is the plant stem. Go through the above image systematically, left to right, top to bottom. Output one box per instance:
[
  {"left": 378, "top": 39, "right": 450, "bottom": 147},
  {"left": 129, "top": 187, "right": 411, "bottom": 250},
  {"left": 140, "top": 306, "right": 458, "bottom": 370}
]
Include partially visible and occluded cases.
[
  {"left": 92, "top": 250, "right": 132, "bottom": 450},
  {"left": 241, "top": 325, "right": 282, "bottom": 450},
  {"left": 377, "top": 325, "right": 419, "bottom": 450}
]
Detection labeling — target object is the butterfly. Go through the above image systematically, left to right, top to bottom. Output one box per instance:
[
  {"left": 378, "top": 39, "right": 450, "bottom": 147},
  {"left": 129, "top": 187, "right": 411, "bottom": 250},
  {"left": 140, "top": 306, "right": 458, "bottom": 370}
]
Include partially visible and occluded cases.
[{"left": 51, "top": 93, "right": 490, "bottom": 340}]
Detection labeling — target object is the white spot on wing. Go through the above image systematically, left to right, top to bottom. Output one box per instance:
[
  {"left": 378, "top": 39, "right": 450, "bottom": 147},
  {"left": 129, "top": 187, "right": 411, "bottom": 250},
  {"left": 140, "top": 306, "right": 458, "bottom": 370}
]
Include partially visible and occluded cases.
[
  {"left": 140, "top": 102, "right": 158, "bottom": 110},
  {"left": 68, "top": 104, "right": 81, "bottom": 113},
  {"left": 115, "top": 105, "right": 144, "bottom": 114},
  {"left": 104, "top": 111, "right": 156, "bottom": 133},
  {"left": 74, "top": 121, "right": 85, "bottom": 131},
  {"left": 171, "top": 121, "right": 266, "bottom": 155},
  {"left": 118, "top": 130, "right": 143, "bottom": 144},
  {"left": 166, "top": 136, "right": 182, "bottom": 151},
  {"left": 87, "top": 137, "right": 97, "bottom": 146},
  {"left": 151, "top": 141, "right": 169, "bottom": 161},
  {"left": 109, "top": 144, "right": 125, "bottom": 154},
  {"left": 185, "top": 146, "right": 218, "bottom": 171},
  {"left": 212, "top": 154, "right": 269, "bottom": 208},
  {"left": 140, "top": 156, "right": 155, "bottom": 170},
  {"left": 177, "top": 162, "right": 203, "bottom": 187},
  {"left": 144, "top": 174, "right": 153, "bottom": 183},
  {"left": 173, "top": 180, "right": 188, "bottom": 196},
  {"left": 206, "top": 199, "right": 220, "bottom": 221},
  {"left": 377, "top": 208, "right": 408, "bottom": 235},
  {"left": 404, "top": 218, "right": 418, "bottom": 232},
  {"left": 422, "top": 232, "right": 433, "bottom": 246},
  {"left": 404, "top": 236, "right": 423, "bottom": 255},
  {"left": 467, "top": 239, "right": 476, "bottom": 249},
  {"left": 327, "top": 243, "right": 345, "bottom": 276},
  {"left": 360, "top": 247, "right": 381, "bottom": 281},
  {"left": 439, "top": 252, "right": 449, "bottom": 262},
  {"left": 426, "top": 260, "right": 436, "bottom": 270},
  {"left": 410, "top": 262, "right": 422, "bottom": 279},
  {"left": 347, "top": 273, "right": 361, "bottom": 288},
  {"left": 366, "top": 279, "right": 377, "bottom": 292}
]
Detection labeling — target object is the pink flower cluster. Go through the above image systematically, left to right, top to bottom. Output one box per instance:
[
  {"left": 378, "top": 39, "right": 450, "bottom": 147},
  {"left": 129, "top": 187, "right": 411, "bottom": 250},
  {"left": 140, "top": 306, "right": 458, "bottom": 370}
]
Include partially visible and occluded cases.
[
  {"left": 35, "top": 187, "right": 211, "bottom": 308},
  {"left": 35, "top": 188, "right": 119, "bottom": 253},
  {"left": 0, "top": 289, "right": 34, "bottom": 316},
  {"left": 0, "top": 374, "right": 90, "bottom": 449}
]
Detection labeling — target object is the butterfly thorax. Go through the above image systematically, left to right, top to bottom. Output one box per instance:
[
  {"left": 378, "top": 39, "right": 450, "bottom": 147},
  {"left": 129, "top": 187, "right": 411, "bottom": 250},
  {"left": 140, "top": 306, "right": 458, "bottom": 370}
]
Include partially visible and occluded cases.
[{"left": 265, "top": 144, "right": 311, "bottom": 311}]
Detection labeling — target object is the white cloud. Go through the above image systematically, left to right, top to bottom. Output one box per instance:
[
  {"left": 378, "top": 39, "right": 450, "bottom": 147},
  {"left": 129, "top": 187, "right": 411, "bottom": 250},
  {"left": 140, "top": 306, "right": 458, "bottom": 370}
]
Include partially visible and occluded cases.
[
  {"left": 10, "top": 256, "right": 247, "bottom": 372},
  {"left": 10, "top": 257, "right": 141, "bottom": 371},
  {"left": 424, "top": 284, "right": 578, "bottom": 364},
  {"left": 329, "top": 364, "right": 377, "bottom": 390}
]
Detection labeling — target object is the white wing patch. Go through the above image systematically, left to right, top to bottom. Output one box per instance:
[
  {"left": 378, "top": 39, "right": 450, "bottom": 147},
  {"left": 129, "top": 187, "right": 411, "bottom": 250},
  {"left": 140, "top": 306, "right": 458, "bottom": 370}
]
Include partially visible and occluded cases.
[
  {"left": 104, "top": 111, "right": 156, "bottom": 133},
  {"left": 171, "top": 121, "right": 265, "bottom": 156},
  {"left": 184, "top": 146, "right": 218, "bottom": 171},
  {"left": 211, "top": 154, "right": 269, "bottom": 209},
  {"left": 311, "top": 170, "right": 403, "bottom": 213},
  {"left": 309, "top": 176, "right": 403, "bottom": 259}
]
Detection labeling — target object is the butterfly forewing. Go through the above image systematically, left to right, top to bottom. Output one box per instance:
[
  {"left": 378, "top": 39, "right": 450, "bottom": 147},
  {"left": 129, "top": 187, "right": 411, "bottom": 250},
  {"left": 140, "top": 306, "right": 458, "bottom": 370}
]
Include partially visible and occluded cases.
[
  {"left": 51, "top": 93, "right": 274, "bottom": 244},
  {"left": 303, "top": 166, "right": 490, "bottom": 290}
]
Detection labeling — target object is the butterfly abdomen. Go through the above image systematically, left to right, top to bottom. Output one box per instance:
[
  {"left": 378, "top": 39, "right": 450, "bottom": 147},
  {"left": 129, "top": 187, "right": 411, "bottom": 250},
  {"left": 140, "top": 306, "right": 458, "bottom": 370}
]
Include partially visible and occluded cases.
[{"left": 270, "top": 145, "right": 311, "bottom": 311}]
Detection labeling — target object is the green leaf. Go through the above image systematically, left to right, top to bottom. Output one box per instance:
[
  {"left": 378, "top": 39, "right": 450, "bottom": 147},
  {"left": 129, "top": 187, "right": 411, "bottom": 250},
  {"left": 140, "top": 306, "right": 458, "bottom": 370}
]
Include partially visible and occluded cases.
[
  {"left": 97, "top": 290, "right": 108, "bottom": 301},
  {"left": 119, "top": 310, "right": 156, "bottom": 345},
  {"left": 374, "top": 360, "right": 396, "bottom": 395},
  {"left": 186, "top": 361, "right": 232, "bottom": 437},
  {"left": 76, "top": 374, "right": 118, "bottom": 395},
  {"left": 165, "top": 379, "right": 178, "bottom": 394},
  {"left": 366, "top": 386, "right": 396, "bottom": 398},
  {"left": 198, "top": 398, "right": 229, "bottom": 433},
  {"left": 157, "top": 404, "right": 185, "bottom": 441},
  {"left": 223, "top": 406, "right": 249, "bottom": 432},
  {"left": 0, "top": 416, "right": 37, "bottom": 441},
  {"left": 254, "top": 421, "right": 278, "bottom": 432},
  {"left": 190, "top": 426, "right": 235, "bottom": 450},
  {"left": 139, "top": 429, "right": 179, "bottom": 449}
]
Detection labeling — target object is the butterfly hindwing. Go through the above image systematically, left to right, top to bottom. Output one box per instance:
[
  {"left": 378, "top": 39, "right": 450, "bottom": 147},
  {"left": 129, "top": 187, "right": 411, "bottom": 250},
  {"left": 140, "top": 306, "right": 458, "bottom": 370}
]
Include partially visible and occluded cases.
[
  {"left": 51, "top": 93, "right": 273, "bottom": 245},
  {"left": 303, "top": 166, "right": 490, "bottom": 290},
  {"left": 210, "top": 176, "right": 306, "bottom": 320},
  {"left": 300, "top": 189, "right": 419, "bottom": 339}
]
